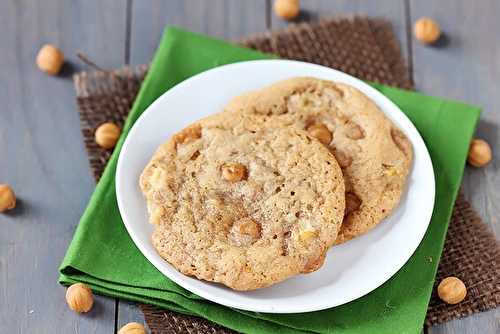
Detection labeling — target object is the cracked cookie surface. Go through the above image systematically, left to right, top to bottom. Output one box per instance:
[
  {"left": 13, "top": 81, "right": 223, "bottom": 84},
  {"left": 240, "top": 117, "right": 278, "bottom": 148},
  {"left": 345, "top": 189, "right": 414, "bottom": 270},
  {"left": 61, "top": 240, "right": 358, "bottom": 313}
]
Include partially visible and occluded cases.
[
  {"left": 226, "top": 77, "right": 413, "bottom": 243},
  {"left": 140, "top": 113, "right": 345, "bottom": 290}
]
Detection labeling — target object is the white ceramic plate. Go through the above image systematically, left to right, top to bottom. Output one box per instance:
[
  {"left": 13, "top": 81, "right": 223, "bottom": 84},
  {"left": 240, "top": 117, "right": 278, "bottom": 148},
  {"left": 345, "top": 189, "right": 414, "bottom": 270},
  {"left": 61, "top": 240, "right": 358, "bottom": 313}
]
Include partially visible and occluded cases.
[{"left": 116, "top": 60, "right": 435, "bottom": 313}]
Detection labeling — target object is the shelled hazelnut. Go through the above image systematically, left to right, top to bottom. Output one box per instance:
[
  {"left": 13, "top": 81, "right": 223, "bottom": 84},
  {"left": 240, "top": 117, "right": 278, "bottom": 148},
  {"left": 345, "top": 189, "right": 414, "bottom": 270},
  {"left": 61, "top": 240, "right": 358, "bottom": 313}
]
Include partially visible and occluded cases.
[
  {"left": 274, "top": 0, "right": 300, "bottom": 21},
  {"left": 414, "top": 17, "right": 441, "bottom": 44},
  {"left": 36, "top": 44, "right": 65, "bottom": 75},
  {"left": 95, "top": 122, "right": 121, "bottom": 149},
  {"left": 306, "top": 123, "right": 332, "bottom": 145},
  {"left": 468, "top": 138, "right": 492, "bottom": 167},
  {"left": 222, "top": 163, "right": 247, "bottom": 182},
  {"left": 0, "top": 184, "right": 16, "bottom": 213},
  {"left": 437, "top": 277, "right": 467, "bottom": 304},
  {"left": 65, "top": 283, "right": 94, "bottom": 313},
  {"left": 118, "top": 322, "right": 146, "bottom": 334}
]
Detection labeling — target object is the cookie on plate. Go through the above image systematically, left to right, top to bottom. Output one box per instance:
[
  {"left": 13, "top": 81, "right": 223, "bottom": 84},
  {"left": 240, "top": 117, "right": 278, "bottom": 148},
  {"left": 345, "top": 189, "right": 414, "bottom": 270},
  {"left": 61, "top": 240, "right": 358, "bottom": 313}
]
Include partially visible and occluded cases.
[
  {"left": 226, "top": 77, "right": 413, "bottom": 243},
  {"left": 140, "top": 113, "right": 345, "bottom": 290}
]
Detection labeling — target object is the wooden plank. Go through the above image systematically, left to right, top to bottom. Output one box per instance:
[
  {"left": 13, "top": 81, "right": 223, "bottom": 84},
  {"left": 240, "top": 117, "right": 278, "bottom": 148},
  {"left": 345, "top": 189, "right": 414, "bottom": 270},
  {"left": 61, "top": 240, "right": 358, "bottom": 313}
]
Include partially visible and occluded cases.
[
  {"left": 0, "top": 0, "right": 128, "bottom": 333},
  {"left": 117, "top": 0, "right": 269, "bottom": 325},
  {"left": 129, "top": 0, "right": 268, "bottom": 65},
  {"left": 270, "top": 0, "right": 410, "bottom": 62},
  {"left": 409, "top": 0, "right": 500, "bottom": 238},
  {"left": 409, "top": 1, "right": 500, "bottom": 333},
  {"left": 116, "top": 301, "right": 149, "bottom": 332},
  {"left": 428, "top": 308, "right": 500, "bottom": 334}
]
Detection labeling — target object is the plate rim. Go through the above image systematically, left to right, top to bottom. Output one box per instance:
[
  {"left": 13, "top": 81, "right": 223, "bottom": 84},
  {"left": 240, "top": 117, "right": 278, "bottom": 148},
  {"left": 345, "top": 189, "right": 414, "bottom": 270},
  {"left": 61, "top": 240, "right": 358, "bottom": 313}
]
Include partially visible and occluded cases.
[{"left": 116, "top": 59, "right": 435, "bottom": 313}]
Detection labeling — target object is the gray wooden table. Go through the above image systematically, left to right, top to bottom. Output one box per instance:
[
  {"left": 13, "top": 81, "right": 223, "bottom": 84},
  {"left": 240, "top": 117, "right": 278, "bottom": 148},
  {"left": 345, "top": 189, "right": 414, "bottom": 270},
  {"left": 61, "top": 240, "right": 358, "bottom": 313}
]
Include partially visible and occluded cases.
[{"left": 1, "top": 1, "right": 498, "bottom": 333}]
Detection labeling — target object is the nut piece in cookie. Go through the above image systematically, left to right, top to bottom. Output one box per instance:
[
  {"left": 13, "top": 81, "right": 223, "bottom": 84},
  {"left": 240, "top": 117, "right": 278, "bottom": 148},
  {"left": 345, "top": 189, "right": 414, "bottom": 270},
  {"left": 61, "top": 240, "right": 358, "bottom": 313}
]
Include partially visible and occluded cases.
[
  {"left": 306, "top": 123, "right": 332, "bottom": 145},
  {"left": 221, "top": 163, "right": 247, "bottom": 182}
]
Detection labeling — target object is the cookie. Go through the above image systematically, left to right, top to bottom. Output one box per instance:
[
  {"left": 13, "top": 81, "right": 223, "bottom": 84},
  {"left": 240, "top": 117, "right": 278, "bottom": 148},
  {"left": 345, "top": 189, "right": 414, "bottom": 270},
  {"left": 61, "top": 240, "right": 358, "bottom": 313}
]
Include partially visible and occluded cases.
[
  {"left": 226, "top": 77, "right": 413, "bottom": 243},
  {"left": 140, "top": 113, "right": 345, "bottom": 290}
]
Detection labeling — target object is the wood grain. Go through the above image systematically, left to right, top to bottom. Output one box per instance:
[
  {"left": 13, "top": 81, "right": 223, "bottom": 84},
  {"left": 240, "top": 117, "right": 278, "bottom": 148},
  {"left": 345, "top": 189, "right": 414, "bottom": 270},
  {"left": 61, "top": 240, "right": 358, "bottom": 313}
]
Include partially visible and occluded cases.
[
  {"left": 0, "top": 0, "right": 128, "bottom": 333},
  {"left": 129, "top": 0, "right": 268, "bottom": 65},
  {"left": 409, "top": 0, "right": 500, "bottom": 333},
  {"left": 409, "top": 0, "right": 500, "bottom": 237}
]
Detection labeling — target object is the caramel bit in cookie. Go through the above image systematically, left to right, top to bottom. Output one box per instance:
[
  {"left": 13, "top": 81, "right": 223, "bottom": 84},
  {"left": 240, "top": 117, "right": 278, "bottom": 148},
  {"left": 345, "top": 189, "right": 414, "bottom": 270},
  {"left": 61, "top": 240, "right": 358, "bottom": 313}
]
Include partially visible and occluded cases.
[
  {"left": 345, "top": 122, "right": 365, "bottom": 140},
  {"left": 306, "top": 123, "right": 332, "bottom": 145},
  {"left": 173, "top": 124, "right": 202, "bottom": 147},
  {"left": 391, "top": 128, "right": 411, "bottom": 157},
  {"left": 333, "top": 149, "right": 352, "bottom": 168},
  {"left": 222, "top": 163, "right": 247, "bottom": 182},
  {"left": 383, "top": 164, "right": 399, "bottom": 176},
  {"left": 345, "top": 192, "right": 362, "bottom": 215},
  {"left": 239, "top": 219, "right": 261, "bottom": 239},
  {"left": 299, "top": 230, "right": 318, "bottom": 242}
]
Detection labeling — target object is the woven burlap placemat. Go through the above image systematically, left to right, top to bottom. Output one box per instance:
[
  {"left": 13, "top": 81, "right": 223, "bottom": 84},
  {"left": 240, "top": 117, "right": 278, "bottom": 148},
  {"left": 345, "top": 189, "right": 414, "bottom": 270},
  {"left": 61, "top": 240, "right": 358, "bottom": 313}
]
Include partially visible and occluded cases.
[{"left": 73, "top": 17, "right": 500, "bottom": 332}]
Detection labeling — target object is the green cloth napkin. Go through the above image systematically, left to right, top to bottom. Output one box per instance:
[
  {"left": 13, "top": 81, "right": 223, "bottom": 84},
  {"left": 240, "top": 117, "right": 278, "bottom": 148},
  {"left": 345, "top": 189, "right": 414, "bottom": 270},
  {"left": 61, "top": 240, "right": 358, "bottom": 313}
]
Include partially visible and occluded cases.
[{"left": 60, "top": 27, "right": 480, "bottom": 334}]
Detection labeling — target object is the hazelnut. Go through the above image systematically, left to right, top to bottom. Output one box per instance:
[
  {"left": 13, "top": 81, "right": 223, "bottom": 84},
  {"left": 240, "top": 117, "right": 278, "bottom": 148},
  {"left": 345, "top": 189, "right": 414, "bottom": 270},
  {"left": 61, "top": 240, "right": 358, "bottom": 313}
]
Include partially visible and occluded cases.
[
  {"left": 274, "top": 0, "right": 300, "bottom": 20},
  {"left": 414, "top": 17, "right": 441, "bottom": 44},
  {"left": 36, "top": 44, "right": 64, "bottom": 75},
  {"left": 95, "top": 122, "right": 121, "bottom": 149},
  {"left": 345, "top": 122, "right": 365, "bottom": 140},
  {"left": 307, "top": 123, "right": 332, "bottom": 145},
  {"left": 173, "top": 124, "right": 202, "bottom": 147},
  {"left": 391, "top": 128, "right": 412, "bottom": 157},
  {"left": 468, "top": 138, "right": 492, "bottom": 167},
  {"left": 222, "top": 163, "right": 247, "bottom": 182},
  {"left": 0, "top": 184, "right": 16, "bottom": 213},
  {"left": 239, "top": 219, "right": 261, "bottom": 239},
  {"left": 437, "top": 277, "right": 467, "bottom": 304},
  {"left": 65, "top": 283, "right": 94, "bottom": 313},
  {"left": 118, "top": 322, "right": 146, "bottom": 334}
]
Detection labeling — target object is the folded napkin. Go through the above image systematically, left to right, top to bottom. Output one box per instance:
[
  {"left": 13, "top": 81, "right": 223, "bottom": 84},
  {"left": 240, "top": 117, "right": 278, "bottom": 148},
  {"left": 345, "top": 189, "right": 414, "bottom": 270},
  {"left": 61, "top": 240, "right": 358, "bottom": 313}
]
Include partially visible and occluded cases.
[{"left": 60, "top": 27, "right": 480, "bottom": 334}]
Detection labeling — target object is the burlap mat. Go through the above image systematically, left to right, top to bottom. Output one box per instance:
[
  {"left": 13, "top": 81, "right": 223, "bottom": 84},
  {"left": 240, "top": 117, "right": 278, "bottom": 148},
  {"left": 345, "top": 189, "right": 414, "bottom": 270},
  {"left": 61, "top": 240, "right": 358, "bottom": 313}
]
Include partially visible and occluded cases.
[{"left": 73, "top": 17, "right": 500, "bottom": 332}]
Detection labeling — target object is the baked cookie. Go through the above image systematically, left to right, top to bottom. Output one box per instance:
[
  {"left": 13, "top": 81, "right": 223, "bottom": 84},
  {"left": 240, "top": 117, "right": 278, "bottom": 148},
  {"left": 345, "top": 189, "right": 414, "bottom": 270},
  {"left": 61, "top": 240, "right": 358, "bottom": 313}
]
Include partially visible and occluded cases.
[
  {"left": 226, "top": 77, "right": 412, "bottom": 243},
  {"left": 140, "top": 113, "right": 345, "bottom": 290}
]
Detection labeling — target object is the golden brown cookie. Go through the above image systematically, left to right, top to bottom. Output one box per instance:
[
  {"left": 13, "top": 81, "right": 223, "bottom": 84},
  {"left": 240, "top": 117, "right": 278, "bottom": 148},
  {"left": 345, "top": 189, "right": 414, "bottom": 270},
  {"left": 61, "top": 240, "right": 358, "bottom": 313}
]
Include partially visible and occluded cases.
[
  {"left": 226, "top": 77, "right": 413, "bottom": 243},
  {"left": 140, "top": 113, "right": 345, "bottom": 290}
]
